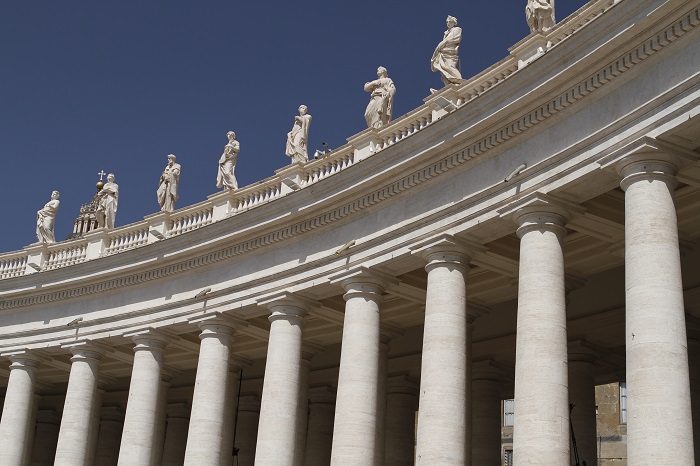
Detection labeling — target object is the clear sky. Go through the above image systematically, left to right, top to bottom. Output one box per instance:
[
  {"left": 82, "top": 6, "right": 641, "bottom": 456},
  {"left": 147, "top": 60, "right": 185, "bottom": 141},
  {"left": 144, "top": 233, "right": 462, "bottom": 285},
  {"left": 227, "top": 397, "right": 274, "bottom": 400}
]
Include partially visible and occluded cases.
[{"left": 0, "top": 0, "right": 586, "bottom": 253}]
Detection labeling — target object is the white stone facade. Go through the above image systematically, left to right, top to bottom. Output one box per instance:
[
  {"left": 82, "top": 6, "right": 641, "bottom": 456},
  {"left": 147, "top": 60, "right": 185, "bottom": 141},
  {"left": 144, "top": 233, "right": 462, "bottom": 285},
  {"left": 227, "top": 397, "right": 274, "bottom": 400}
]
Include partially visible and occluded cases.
[{"left": 2, "top": 1, "right": 700, "bottom": 465}]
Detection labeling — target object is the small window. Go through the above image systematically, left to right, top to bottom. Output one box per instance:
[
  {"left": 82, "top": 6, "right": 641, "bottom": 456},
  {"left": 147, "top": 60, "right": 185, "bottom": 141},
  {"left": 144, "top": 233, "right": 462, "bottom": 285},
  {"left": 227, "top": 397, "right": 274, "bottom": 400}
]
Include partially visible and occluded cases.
[
  {"left": 620, "top": 382, "right": 627, "bottom": 424},
  {"left": 503, "top": 399, "right": 515, "bottom": 426},
  {"left": 505, "top": 449, "right": 513, "bottom": 466}
]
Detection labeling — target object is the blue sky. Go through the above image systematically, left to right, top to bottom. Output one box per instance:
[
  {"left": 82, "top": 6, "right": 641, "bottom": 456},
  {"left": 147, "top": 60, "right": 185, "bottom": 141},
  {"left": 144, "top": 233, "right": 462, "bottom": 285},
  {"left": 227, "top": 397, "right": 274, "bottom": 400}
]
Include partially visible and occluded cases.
[{"left": 0, "top": 1, "right": 586, "bottom": 253}]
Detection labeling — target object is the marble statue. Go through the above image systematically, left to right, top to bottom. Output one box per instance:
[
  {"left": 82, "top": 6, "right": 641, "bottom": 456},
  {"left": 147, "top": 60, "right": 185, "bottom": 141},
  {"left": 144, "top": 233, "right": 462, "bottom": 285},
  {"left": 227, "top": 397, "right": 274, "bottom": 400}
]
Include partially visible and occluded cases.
[
  {"left": 526, "top": 0, "right": 555, "bottom": 34},
  {"left": 431, "top": 16, "right": 463, "bottom": 86},
  {"left": 364, "top": 67, "right": 396, "bottom": 129},
  {"left": 285, "top": 105, "right": 312, "bottom": 164},
  {"left": 216, "top": 131, "right": 239, "bottom": 190},
  {"left": 157, "top": 154, "right": 181, "bottom": 212},
  {"left": 96, "top": 173, "right": 119, "bottom": 229},
  {"left": 36, "top": 190, "right": 60, "bottom": 244}
]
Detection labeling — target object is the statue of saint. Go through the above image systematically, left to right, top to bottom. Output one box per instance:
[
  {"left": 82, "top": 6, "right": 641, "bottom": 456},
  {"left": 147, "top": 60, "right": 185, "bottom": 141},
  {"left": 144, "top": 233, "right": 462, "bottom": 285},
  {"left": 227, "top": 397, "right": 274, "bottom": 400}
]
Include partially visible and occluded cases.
[
  {"left": 526, "top": 0, "right": 555, "bottom": 34},
  {"left": 431, "top": 16, "right": 463, "bottom": 86},
  {"left": 364, "top": 67, "right": 396, "bottom": 129},
  {"left": 285, "top": 105, "right": 312, "bottom": 164},
  {"left": 217, "top": 131, "right": 239, "bottom": 190},
  {"left": 157, "top": 154, "right": 181, "bottom": 212},
  {"left": 96, "top": 173, "right": 119, "bottom": 229},
  {"left": 36, "top": 190, "right": 60, "bottom": 244}
]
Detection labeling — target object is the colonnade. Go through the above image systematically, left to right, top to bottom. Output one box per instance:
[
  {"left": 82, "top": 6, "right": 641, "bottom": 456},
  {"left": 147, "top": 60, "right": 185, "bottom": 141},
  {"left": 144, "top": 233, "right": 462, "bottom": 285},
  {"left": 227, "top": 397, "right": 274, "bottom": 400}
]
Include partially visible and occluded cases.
[{"left": 0, "top": 149, "right": 696, "bottom": 465}]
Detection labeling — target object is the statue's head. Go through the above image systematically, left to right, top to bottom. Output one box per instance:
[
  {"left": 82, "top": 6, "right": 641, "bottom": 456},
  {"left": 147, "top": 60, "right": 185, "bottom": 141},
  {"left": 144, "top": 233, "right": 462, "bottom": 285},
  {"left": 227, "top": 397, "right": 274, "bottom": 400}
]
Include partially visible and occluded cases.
[
  {"left": 446, "top": 15, "right": 458, "bottom": 27},
  {"left": 377, "top": 66, "right": 388, "bottom": 77},
  {"left": 298, "top": 105, "right": 308, "bottom": 115},
  {"left": 227, "top": 131, "right": 236, "bottom": 141},
  {"left": 167, "top": 154, "right": 176, "bottom": 163},
  {"left": 107, "top": 173, "right": 115, "bottom": 182},
  {"left": 51, "top": 190, "right": 60, "bottom": 199}
]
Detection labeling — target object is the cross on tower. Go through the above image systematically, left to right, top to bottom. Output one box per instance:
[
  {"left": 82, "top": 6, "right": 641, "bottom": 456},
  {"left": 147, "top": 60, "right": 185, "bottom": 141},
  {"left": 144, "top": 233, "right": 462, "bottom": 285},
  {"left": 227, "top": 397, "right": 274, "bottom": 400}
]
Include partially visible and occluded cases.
[{"left": 97, "top": 170, "right": 106, "bottom": 181}]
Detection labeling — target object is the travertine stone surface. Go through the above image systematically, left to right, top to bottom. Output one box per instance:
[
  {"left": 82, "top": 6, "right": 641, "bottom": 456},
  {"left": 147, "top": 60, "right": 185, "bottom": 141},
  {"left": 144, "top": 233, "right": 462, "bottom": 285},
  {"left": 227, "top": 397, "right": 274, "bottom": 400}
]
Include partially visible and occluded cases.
[
  {"left": 619, "top": 153, "right": 694, "bottom": 464},
  {"left": 512, "top": 206, "right": 570, "bottom": 465},
  {"left": 415, "top": 240, "right": 471, "bottom": 465},
  {"left": 330, "top": 274, "right": 384, "bottom": 465},
  {"left": 255, "top": 299, "right": 308, "bottom": 466},
  {"left": 184, "top": 318, "right": 237, "bottom": 465},
  {"left": 117, "top": 331, "right": 169, "bottom": 466},
  {"left": 54, "top": 343, "right": 105, "bottom": 465},
  {"left": 568, "top": 345, "right": 597, "bottom": 466},
  {"left": 294, "top": 349, "right": 315, "bottom": 466},
  {"left": 0, "top": 353, "right": 41, "bottom": 466},
  {"left": 471, "top": 363, "right": 504, "bottom": 466},
  {"left": 385, "top": 376, "right": 419, "bottom": 466},
  {"left": 305, "top": 387, "right": 336, "bottom": 466},
  {"left": 236, "top": 395, "right": 261, "bottom": 466},
  {"left": 161, "top": 403, "right": 190, "bottom": 466},
  {"left": 95, "top": 407, "right": 123, "bottom": 466},
  {"left": 29, "top": 410, "right": 61, "bottom": 466}
]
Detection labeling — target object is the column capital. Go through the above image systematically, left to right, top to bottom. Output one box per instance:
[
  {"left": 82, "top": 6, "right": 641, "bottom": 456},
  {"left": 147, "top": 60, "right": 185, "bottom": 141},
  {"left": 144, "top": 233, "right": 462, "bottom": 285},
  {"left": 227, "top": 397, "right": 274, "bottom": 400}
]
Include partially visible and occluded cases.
[
  {"left": 499, "top": 192, "right": 584, "bottom": 238},
  {"left": 410, "top": 233, "right": 486, "bottom": 268},
  {"left": 329, "top": 267, "right": 397, "bottom": 300},
  {"left": 257, "top": 292, "right": 319, "bottom": 322},
  {"left": 188, "top": 311, "right": 247, "bottom": 337},
  {"left": 124, "top": 328, "right": 170, "bottom": 351},
  {"left": 62, "top": 339, "right": 110, "bottom": 361},
  {"left": 1, "top": 349, "right": 43, "bottom": 369},
  {"left": 387, "top": 375, "right": 419, "bottom": 395},
  {"left": 308, "top": 386, "right": 336, "bottom": 404}
]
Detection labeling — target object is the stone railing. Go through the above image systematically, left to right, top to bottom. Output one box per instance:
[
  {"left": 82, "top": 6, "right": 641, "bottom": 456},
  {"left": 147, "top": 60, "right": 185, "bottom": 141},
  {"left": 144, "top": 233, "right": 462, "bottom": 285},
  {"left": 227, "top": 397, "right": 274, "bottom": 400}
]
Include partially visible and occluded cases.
[{"left": 0, "top": 0, "right": 618, "bottom": 278}]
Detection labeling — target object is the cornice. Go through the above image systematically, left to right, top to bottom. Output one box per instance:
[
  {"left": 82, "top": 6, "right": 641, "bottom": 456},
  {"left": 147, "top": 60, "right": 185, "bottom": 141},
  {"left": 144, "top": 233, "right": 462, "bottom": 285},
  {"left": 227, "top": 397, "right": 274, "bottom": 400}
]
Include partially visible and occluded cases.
[{"left": 0, "top": 3, "right": 696, "bottom": 312}]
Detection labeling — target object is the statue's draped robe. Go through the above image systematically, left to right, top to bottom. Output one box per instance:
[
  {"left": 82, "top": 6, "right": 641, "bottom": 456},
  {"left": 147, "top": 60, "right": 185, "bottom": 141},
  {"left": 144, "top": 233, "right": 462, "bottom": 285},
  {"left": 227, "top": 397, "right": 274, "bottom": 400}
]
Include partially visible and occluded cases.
[
  {"left": 526, "top": 0, "right": 555, "bottom": 34},
  {"left": 431, "top": 26, "right": 463, "bottom": 85},
  {"left": 364, "top": 77, "right": 396, "bottom": 129},
  {"left": 285, "top": 114, "right": 312, "bottom": 163},
  {"left": 217, "top": 142, "right": 239, "bottom": 189},
  {"left": 157, "top": 163, "right": 181, "bottom": 212},
  {"left": 96, "top": 182, "right": 119, "bottom": 229},
  {"left": 36, "top": 199, "right": 59, "bottom": 243}
]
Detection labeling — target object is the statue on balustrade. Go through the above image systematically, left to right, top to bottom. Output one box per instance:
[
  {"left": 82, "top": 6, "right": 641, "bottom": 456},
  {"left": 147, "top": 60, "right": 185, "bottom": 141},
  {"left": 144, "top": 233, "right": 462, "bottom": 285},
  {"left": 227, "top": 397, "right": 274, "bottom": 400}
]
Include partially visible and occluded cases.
[
  {"left": 526, "top": 0, "right": 555, "bottom": 34},
  {"left": 431, "top": 16, "right": 463, "bottom": 86},
  {"left": 364, "top": 66, "right": 396, "bottom": 129},
  {"left": 285, "top": 105, "right": 312, "bottom": 164},
  {"left": 216, "top": 131, "right": 239, "bottom": 190},
  {"left": 157, "top": 154, "right": 181, "bottom": 212},
  {"left": 96, "top": 173, "right": 119, "bottom": 229},
  {"left": 36, "top": 190, "right": 60, "bottom": 244}
]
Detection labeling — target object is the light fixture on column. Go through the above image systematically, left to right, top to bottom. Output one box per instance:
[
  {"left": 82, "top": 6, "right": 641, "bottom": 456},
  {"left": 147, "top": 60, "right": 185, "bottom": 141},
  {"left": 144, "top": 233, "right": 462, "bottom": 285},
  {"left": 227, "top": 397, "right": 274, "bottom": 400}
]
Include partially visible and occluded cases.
[
  {"left": 504, "top": 163, "right": 527, "bottom": 182},
  {"left": 335, "top": 240, "right": 356, "bottom": 255},
  {"left": 194, "top": 287, "right": 212, "bottom": 299},
  {"left": 67, "top": 317, "right": 83, "bottom": 327}
]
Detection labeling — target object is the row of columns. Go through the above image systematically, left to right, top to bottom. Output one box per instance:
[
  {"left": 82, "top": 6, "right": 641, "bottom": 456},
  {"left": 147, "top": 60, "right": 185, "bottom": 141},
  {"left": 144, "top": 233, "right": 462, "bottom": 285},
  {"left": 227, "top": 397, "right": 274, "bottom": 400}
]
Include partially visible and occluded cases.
[{"left": 0, "top": 149, "right": 696, "bottom": 465}]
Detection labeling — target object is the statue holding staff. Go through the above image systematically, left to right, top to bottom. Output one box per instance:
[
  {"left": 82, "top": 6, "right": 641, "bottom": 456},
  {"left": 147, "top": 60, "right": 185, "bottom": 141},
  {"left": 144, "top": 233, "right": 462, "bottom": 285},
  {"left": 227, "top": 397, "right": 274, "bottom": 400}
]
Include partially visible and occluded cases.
[
  {"left": 157, "top": 154, "right": 181, "bottom": 212},
  {"left": 96, "top": 173, "right": 119, "bottom": 229}
]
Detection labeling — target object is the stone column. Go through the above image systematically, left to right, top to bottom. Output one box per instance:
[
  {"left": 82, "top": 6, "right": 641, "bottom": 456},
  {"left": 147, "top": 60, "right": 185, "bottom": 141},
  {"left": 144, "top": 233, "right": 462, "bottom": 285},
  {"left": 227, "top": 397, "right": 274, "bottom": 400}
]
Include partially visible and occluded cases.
[
  {"left": 618, "top": 152, "right": 694, "bottom": 464},
  {"left": 511, "top": 199, "right": 572, "bottom": 465},
  {"left": 413, "top": 236, "right": 477, "bottom": 465},
  {"left": 330, "top": 269, "right": 388, "bottom": 465},
  {"left": 255, "top": 296, "right": 309, "bottom": 466},
  {"left": 183, "top": 315, "right": 238, "bottom": 465},
  {"left": 117, "top": 330, "right": 169, "bottom": 466},
  {"left": 375, "top": 332, "right": 393, "bottom": 466},
  {"left": 688, "top": 337, "right": 700, "bottom": 465},
  {"left": 54, "top": 342, "right": 105, "bottom": 465},
  {"left": 568, "top": 342, "right": 598, "bottom": 466},
  {"left": 294, "top": 348, "right": 316, "bottom": 466},
  {"left": 0, "top": 352, "right": 41, "bottom": 466},
  {"left": 471, "top": 362, "right": 504, "bottom": 466},
  {"left": 223, "top": 365, "right": 243, "bottom": 466},
  {"left": 152, "top": 373, "right": 174, "bottom": 466},
  {"left": 384, "top": 376, "right": 419, "bottom": 466},
  {"left": 87, "top": 386, "right": 105, "bottom": 465},
  {"left": 304, "top": 386, "right": 336, "bottom": 466},
  {"left": 235, "top": 395, "right": 260, "bottom": 466},
  {"left": 161, "top": 403, "right": 190, "bottom": 466},
  {"left": 95, "top": 407, "right": 124, "bottom": 466},
  {"left": 29, "top": 410, "right": 61, "bottom": 466}
]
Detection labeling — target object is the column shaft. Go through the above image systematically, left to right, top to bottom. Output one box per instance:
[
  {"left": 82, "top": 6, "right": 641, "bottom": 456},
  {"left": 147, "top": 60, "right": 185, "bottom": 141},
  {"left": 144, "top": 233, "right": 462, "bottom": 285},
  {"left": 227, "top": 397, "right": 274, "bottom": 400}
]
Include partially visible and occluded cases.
[
  {"left": 621, "top": 156, "right": 694, "bottom": 463},
  {"left": 512, "top": 209, "right": 569, "bottom": 465},
  {"left": 415, "top": 247, "right": 470, "bottom": 465},
  {"left": 330, "top": 278, "right": 383, "bottom": 465},
  {"left": 184, "top": 319, "right": 236, "bottom": 465},
  {"left": 117, "top": 332, "right": 168, "bottom": 466},
  {"left": 54, "top": 345, "right": 104, "bottom": 465},
  {"left": 293, "top": 352, "right": 313, "bottom": 466},
  {"left": 0, "top": 354, "right": 41, "bottom": 466},
  {"left": 568, "top": 358, "right": 597, "bottom": 466},
  {"left": 471, "top": 373, "right": 502, "bottom": 465},
  {"left": 384, "top": 377, "right": 418, "bottom": 466},
  {"left": 304, "top": 387, "right": 335, "bottom": 466},
  {"left": 235, "top": 396, "right": 260, "bottom": 466},
  {"left": 161, "top": 404, "right": 190, "bottom": 466},
  {"left": 95, "top": 407, "right": 123, "bottom": 466},
  {"left": 29, "top": 410, "right": 61, "bottom": 466}
]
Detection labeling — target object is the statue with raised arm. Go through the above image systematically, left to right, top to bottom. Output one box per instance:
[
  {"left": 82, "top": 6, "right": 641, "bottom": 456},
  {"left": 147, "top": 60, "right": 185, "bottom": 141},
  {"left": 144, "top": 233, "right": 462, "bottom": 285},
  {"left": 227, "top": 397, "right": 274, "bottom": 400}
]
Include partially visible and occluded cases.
[
  {"left": 526, "top": 0, "right": 555, "bottom": 34},
  {"left": 431, "top": 16, "right": 463, "bottom": 86},
  {"left": 364, "top": 66, "right": 396, "bottom": 129},
  {"left": 285, "top": 105, "right": 311, "bottom": 164},
  {"left": 216, "top": 131, "right": 239, "bottom": 190},
  {"left": 157, "top": 154, "right": 181, "bottom": 212},
  {"left": 96, "top": 173, "right": 119, "bottom": 229},
  {"left": 36, "top": 190, "right": 60, "bottom": 243}
]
